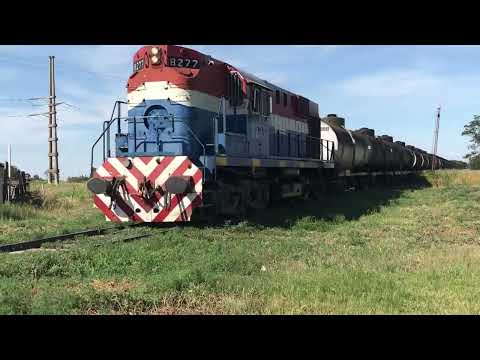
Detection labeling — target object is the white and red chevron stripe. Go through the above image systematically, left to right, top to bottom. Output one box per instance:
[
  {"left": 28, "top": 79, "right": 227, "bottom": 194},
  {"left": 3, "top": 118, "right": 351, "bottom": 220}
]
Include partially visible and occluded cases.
[{"left": 93, "top": 156, "right": 203, "bottom": 223}]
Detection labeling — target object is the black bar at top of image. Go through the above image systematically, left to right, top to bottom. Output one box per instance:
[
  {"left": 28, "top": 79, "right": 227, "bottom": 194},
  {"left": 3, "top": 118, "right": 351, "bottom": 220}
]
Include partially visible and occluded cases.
[{"left": 2, "top": 4, "right": 480, "bottom": 45}]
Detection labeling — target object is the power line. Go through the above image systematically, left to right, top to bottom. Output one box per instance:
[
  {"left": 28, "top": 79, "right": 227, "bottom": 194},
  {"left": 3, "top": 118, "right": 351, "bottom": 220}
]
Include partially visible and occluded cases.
[
  {"left": 0, "top": 97, "right": 49, "bottom": 102},
  {"left": 1, "top": 101, "right": 89, "bottom": 118},
  {"left": 59, "top": 102, "right": 82, "bottom": 111},
  {"left": 4, "top": 103, "right": 68, "bottom": 118},
  {"left": 6, "top": 112, "right": 50, "bottom": 118}
]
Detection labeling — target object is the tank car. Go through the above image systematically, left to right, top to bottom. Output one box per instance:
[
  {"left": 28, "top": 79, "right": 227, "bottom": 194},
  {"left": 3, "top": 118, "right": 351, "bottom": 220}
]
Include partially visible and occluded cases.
[{"left": 318, "top": 114, "right": 454, "bottom": 176}]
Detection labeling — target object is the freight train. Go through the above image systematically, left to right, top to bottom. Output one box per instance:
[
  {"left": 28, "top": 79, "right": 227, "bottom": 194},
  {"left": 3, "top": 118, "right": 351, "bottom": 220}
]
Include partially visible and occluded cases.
[{"left": 87, "top": 45, "right": 460, "bottom": 223}]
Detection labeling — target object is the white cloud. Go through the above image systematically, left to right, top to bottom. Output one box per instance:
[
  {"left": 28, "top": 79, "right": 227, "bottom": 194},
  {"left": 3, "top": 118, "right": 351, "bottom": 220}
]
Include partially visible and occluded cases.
[
  {"left": 65, "top": 45, "right": 140, "bottom": 78},
  {"left": 340, "top": 69, "right": 443, "bottom": 98},
  {"left": 0, "top": 106, "right": 60, "bottom": 148}
]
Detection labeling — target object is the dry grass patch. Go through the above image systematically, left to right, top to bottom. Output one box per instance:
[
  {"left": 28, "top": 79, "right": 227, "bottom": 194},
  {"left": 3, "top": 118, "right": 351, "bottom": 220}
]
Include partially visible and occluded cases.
[
  {"left": 424, "top": 170, "right": 480, "bottom": 187},
  {"left": 402, "top": 245, "right": 480, "bottom": 272},
  {"left": 90, "top": 279, "right": 138, "bottom": 292}
]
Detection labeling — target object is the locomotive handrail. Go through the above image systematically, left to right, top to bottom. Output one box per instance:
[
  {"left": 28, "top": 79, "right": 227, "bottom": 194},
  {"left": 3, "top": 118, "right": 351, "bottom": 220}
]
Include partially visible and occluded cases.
[
  {"left": 90, "top": 100, "right": 127, "bottom": 176},
  {"left": 91, "top": 103, "right": 335, "bottom": 178},
  {"left": 94, "top": 113, "right": 208, "bottom": 169},
  {"left": 90, "top": 117, "right": 120, "bottom": 175},
  {"left": 266, "top": 127, "right": 334, "bottom": 162},
  {"left": 321, "top": 139, "right": 334, "bottom": 162}
]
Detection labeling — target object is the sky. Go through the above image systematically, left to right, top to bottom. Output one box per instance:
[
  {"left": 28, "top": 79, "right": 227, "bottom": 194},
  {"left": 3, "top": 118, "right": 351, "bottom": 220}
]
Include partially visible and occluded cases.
[{"left": 0, "top": 45, "right": 477, "bottom": 178}]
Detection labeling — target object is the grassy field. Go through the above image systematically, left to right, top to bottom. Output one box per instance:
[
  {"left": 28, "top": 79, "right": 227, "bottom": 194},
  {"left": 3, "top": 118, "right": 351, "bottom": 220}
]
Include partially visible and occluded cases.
[{"left": 0, "top": 170, "right": 479, "bottom": 314}]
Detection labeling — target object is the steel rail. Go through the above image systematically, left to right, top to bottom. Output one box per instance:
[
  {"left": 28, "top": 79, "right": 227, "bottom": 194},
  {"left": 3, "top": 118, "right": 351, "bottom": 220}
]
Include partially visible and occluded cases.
[{"left": 0, "top": 224, "right": 137, "bottom": 253}]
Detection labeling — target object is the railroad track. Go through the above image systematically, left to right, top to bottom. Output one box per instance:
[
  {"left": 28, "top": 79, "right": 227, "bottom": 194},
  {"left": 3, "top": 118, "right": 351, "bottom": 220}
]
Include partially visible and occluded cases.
[{"left": 0, "top": 223, "right": 144, "bottom": 253}]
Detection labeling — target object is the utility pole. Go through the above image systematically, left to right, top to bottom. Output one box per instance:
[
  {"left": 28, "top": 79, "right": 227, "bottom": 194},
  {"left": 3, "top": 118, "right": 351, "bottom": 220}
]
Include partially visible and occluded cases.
[
  {"left": 48, "top": 56, "right": 59, "bottom": 185},
  {"left": 431, "top": 106, "right": 441, "bottom": 171},
  {"left": 7, "top": 144, "right": 11, "bottom": 178}
]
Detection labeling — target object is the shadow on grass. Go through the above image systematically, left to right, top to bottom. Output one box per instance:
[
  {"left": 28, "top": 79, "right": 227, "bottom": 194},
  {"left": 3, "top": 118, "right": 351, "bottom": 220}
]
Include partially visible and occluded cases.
[
  {"left": 40, "top": 173, "right": 430, "bottom": 232},
  {"left": 181, "top": 174, "right": 433, "bottom": 229},
  {"left": 244, "top": 187, "right": 406, "bottom": 228}
]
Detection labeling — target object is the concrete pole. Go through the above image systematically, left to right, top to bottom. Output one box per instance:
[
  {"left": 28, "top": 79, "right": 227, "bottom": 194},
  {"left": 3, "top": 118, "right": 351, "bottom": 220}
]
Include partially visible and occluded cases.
[
  {"left": 48, "top": 56, "right": 59, "bottom": 185},
  {"left": 48, "top": 56, "right": 53, "bottom": 184}
]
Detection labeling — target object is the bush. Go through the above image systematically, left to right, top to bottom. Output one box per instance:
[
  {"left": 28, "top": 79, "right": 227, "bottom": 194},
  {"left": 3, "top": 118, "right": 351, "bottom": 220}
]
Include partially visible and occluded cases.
[{"left": 67, "top": 176, "right": 89, "bottom": 183}]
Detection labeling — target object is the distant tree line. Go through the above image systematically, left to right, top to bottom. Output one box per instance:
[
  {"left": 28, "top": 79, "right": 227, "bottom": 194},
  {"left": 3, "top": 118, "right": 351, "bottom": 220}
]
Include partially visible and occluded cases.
[
  {"left": 463, "top": 115, "right": 480, "bottom": 169},
  {"left": 28, "top": 173, "right": 91, "bottom": 183},
  {"left": 66, "top": 175, "right": 89, "bottom": 183}
]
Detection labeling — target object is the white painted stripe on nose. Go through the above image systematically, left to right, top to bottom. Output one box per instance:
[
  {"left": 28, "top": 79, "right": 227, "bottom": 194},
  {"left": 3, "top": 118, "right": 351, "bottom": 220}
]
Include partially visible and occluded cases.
[{"left": 96, "top": 166, "right": 111, "bottom": 178}]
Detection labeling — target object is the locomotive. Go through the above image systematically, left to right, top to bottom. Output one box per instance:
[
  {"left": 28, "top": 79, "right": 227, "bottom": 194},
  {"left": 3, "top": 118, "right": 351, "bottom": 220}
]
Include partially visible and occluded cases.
[{"left": 87, "top": 44, "right": 458, "bottom": 223}]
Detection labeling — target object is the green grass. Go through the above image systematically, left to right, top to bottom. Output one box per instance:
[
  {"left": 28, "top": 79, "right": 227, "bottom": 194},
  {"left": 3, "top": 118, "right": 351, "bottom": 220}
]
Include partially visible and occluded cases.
[
  {"left": 0, "top": 171, "right": 479, "bottom": 314},
  {"left": 0, "top": 181, "right": 105, "bottom": 244}
]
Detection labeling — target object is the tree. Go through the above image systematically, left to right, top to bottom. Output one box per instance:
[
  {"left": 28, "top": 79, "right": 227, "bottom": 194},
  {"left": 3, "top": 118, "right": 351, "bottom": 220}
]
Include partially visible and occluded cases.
[
  {"left": 462, "top": 115, "right": 480, "bottom": 169},
  {"left": 470, "top": 156, "right": 480, "bottom": 170}
]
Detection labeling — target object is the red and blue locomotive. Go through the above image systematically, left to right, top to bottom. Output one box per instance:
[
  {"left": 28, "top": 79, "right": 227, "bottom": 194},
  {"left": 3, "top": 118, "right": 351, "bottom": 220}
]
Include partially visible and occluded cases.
[{"left": 87, "top": 45, "right": 457, "bottom": 223}]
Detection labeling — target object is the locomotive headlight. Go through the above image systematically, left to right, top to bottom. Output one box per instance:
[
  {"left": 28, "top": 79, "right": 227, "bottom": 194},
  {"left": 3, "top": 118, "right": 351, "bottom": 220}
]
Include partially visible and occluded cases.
[
  {"left": 150, "top": 47, "right": 159, "bottom": 56},
  {"left": 151, "top": 55, "right": 159, "bottom": 64}
]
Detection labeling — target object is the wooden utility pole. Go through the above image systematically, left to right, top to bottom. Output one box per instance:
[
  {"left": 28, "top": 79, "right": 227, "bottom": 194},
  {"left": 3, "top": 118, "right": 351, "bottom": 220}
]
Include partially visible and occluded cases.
[
  {"left": 48, "top": 56, "right": 59, "bottom": 184},
  {"left": 432, "top": 106, "right": 441, "bottom": 171}
]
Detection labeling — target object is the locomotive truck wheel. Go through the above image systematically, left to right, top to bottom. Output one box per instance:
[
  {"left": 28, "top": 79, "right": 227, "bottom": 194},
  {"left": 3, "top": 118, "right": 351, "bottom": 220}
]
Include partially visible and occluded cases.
[
  {"left": 356, "top": 177, "right": 369, "bottom": 190},
  {"left": 302, "top": 178, "right": 314, "bottom": 200},
  {"left": 311, "top": 178, "right": 327, "bottom": 199},
  {"left": 244, "top": 181, "right": 270, "bottom": 209},
  {"left": 217, "top": 183, "right": 246, "bottom": 216},
  {"left": 302, "top": 184, "right": 312, "bottom": 200}
]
